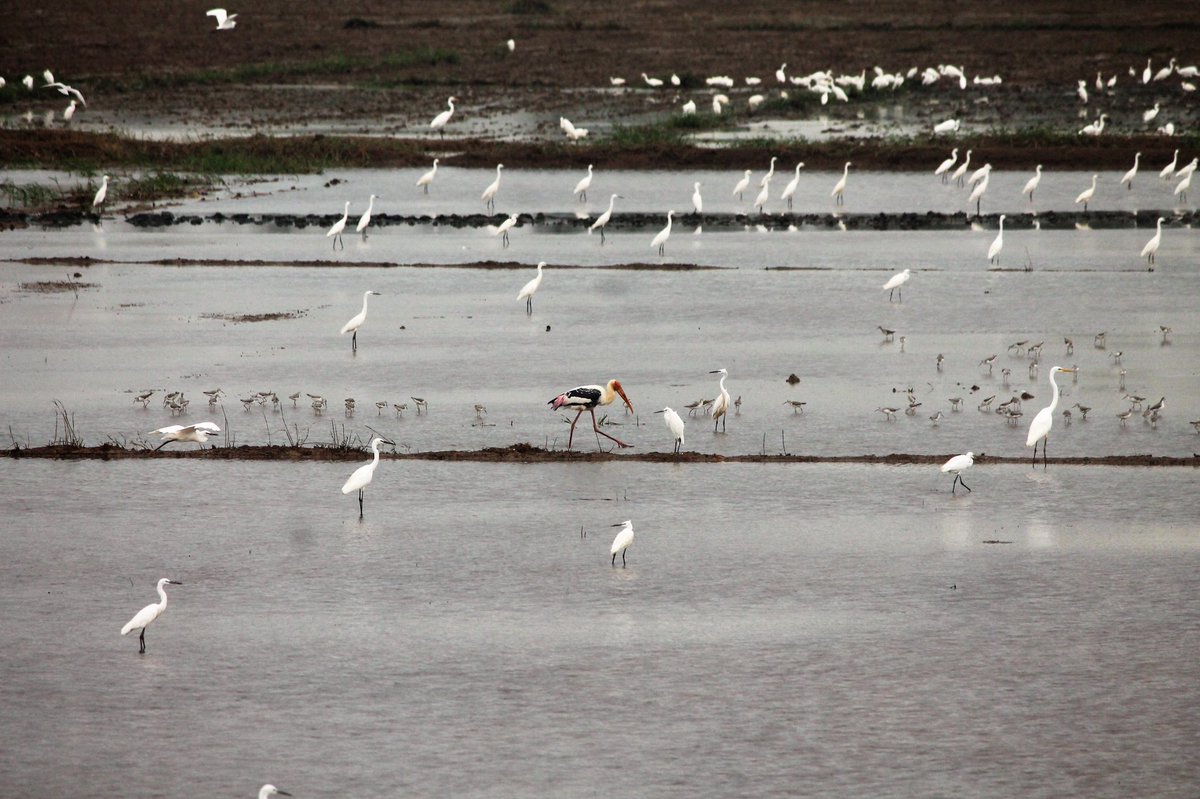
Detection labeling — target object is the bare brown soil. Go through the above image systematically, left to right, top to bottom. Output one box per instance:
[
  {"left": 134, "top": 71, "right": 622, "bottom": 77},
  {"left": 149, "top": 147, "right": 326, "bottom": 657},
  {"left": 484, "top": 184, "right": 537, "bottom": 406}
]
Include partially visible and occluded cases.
[
  {"left": 199, "top": 309, "right": 308, "bottom": 323},
  {"left": 6, "top": 443, "right": 1196, "bottom": 467}
]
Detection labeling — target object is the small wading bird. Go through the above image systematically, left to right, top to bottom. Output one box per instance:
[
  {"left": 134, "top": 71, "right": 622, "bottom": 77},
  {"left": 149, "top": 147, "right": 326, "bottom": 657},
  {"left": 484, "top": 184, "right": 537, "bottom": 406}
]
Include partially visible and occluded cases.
[
  {"left": 206, "top": 7, "right": 237, "bottom": 30},
  {"left": 429, "top": 96, "right": 456, "bottom": 137},
  {"left": 934, "top": 148, "right": 958, "bottom": 182},
  {"left": 950, "top": 149, "right": 972, "bottom": 186},
  {"left": 1121, "top": 153, "right": 1141, "bottom": 190},
  {"left": 415, "top": 158, "right": 439, "bottom": 193},
  {"left": 832, "top": 161, "right": 851, "bottom": 205},
  {"left": 780, "top": 162, "right": 804, "bottom": 209},
  {"left": 481, "top": 164, "right": 504, "bottom": 213},
  {"left": 573, "top": 164, "right": 593, "bottom": 202},
  {"left": 1022, "top": 165, "right": 1042, "bottom": 202},
  {"left": 732, "top": 169, "right": 752, "bottom": 201},
  {"left": 1075, "top": 174, "right": 1098, "bottom": 213},
  {"left": 92, "top": 175, "right": 109, "bottom": 212},
  {"left": 692, "top": 182, "right": 703, "bottom": 215},
  {"left": 355, "top": 194, "right": 377, "bottom": 240},
  {"left": 588, "top": 194, "right": 621, "bottom": 243},
  {"left": 326, "top": 201, "right": 349, "bottom": 250},
  {"left": 651, "top": 210, "right": 674, "bottom": 255},
  {"left": 494, "top": 213, "right": 518, "bottom": 247},
  {"left": 988, "top": 214, "right": 1005, "bottom": 265},
  {"left": 1141, "top": 217, "right": 1165, "bottom": 266},
  {"left": 517, "top": 261, "right": 545, "bottom": 314},
  {"left": 883, "top": 268, "right": 911, "bottom": 302},
  {"left": 340, "top": 290, "right": 380, "bottom": 353},
  {"left": 1027, "top": 366, "right": 1076, "bottom": 468},
  {"left": 709, "top": 368, "right": 731, "bottom": 432},
  {"left": 548, "top": 379, "right": 634, "bottom": 451},
  {"left": 655, "top": 407, "right": 685, "bottom": 453},
  {"left": 150, "top": 422, "right": 221, "bottom": 451},
  {"left": 341, "top": 436, "right": 394, "bottom": 518},
  {"left": 941, "top": 451, "right": 975, "bottom": 494},
  {"left": 610, "top": 520, "right": 635, "bottom": 567},
  {"left": 121, "top": 578, "right": 183, "bottom": 654}
]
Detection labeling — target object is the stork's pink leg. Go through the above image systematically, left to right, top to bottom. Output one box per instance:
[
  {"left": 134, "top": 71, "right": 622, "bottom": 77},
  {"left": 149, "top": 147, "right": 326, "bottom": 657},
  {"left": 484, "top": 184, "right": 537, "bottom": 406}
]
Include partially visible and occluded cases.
[
  {"left": 567, "top": 409, "right": 583, "bottom": 450},
  {"left": 590, "top": 409, "right": 631, "bottom": 448}
]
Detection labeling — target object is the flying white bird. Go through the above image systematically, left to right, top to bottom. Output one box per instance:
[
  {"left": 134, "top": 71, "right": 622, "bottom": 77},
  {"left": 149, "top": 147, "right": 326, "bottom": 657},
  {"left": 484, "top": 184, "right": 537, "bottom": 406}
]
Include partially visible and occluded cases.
[
  {"left": 206, "top": 8, "right": 237, "bottom": 30},
  {"left": 150, "top": 422, "right": 221, "bottom": 451},
  {"left": 121, "top": 578, "right": 183, "bottom": 653}
]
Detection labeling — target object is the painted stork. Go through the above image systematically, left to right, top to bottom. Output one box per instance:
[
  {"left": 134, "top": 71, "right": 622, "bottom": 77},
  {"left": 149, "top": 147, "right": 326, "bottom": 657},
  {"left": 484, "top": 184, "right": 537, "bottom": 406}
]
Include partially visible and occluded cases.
[{"left": 548, "top": 379, "right": 634, "bottom": 450}]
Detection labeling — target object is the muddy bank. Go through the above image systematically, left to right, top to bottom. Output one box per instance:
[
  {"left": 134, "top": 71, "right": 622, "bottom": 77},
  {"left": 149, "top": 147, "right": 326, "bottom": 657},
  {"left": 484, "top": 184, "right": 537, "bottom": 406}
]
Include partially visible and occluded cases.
[
  {"left": 6, "top": 207, "right": 1197, "bottom": 234},
  {"left": 6, "top": 443, "right": 1195, "bottom": 467}
]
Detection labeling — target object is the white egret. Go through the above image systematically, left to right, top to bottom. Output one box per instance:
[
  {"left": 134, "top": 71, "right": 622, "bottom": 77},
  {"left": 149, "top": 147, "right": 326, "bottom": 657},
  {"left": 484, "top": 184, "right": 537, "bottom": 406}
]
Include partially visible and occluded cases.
[
  {"left": 206, "top": 8, "right": 237, "bottom": 30},
  {"left": 506, "top": 38, "right": 515, "bottom": 52},
  {"left": 1143, "top": 58, "right": 1153, "bottom": 84},
  {"left": 1153, "top": 58, "right": 1176, "bottom": 81},
  {"left": 776, "top": 63, "right": 788, "bottom": 83},
  {"left": 641, "top": 73, "right": 663, "bottom": 87},
  {"left": 669, "top": 73, "right": 680, "bottom": 86},
  {"left": 22, "top": 74, "right": 34, "bottom": 90},
  {"left": 609, "top": 77, "right": 626, "bottom": 86},
  {"left": 1076, "top": 80, "right": 1088, "bottom": 104},
  {"left": 430, "top": 96, "right": 456, "bottom": 137},
  {"left": 681, "top": 99, "right": 697, "bottom": 115},
  {"left": 63, "top": 100, "right": 76, "bottom": 121},
  {"left": 1142, "top": 102, "right": 1160, "bottom": 123},
  {"left": 1078, "top": 113, "right": 1107, "bottom": 135},
  {"left": 933, "top": 118, "right": 960, "bottom": 134},
  {"left": 934, "top": 148, "right": 958, "bottom": 183},
  {"left": 950, "top": 149, "right": 972, "bottom": 186},
  {"left": 1159, "top": 149, "right": 1179, "bottom": 179},
  {"left": 1120, "top": 153, "right": 1140, "bottom": 190},
  {"left": 759, "top": 156, "right": 778, "bottom": 188},
  {"left": 1177, "top": 157, "right": 1198, "bottom": 180},
  {"left": 415, "top": 158, "right": 439, "bottom": 193},
  {"left": 831, "top": 161, "right": 851, "bottom": 205},
  {"left": 780, "top": 162, "right": 805, "bottom": 208},
  {"left": 968, "top": 162, "right": 992, "bottom": 186},
  {"left": 481, "top": 164, "right": 503, "bottom": 213},
  {"left": 573, "top": 164, "right": 593, "bottom": 202},
  {"left": 1022, "top": 164, "right": 1042, "bottom": 201},
  {"left": 732, "top": 169, "right": 752, "bottom": 200},
  {"left": 1174, "top": 170, "right": 1191, "bottom": 202},
  {"left": 968, "top": 172, "right": 989, "bottom": 216},
  {"left": 1074, "top": 174, "right": 1098, "bottom": 212},
  {"left": 92, "top": 175, "right": 109, "bottom": 210},
  {"left": 753, "top": 178, "right": 770, "bottom": 214},
  {"left": 691, "top": 182, "right": 703, "bottom": 215},
  {"left": 588, "top": 193, "right": 621, "bottom": 243},
  {"left": 355, "top": 194, "right": 377, "bottom": 240},
  {"left": 326, "top": 201, "right": 350, "bottom": 250},
  {"left": 651, "top": 210, "right": 674, "bottom": 255},
  {"left": 494, "top": 213, "right": 518, "bottom": 247},
  {"left": 988, "top": 214, "right": 1006, "bottom": 264},
  {"left": 1141, "top": 217, "right": 1165, "bottom": 266},
  {"left": 517, "top": 261, "right": 544, "bottom": 313},
  {"left": 883, "top": 268, "right": 911, "bottom": 302},
  {"left": 339, "top": 290, "right": 380, "bottom": 352},
  {"left": 1026, "top": 366, "right": 1076, "bottom": 468},
  {"left": 709, "top": 368, "right": 731, "bottom": 432},
  {"left": 548, "top": 379, "right": 634, "bottom": 450},
  {"left": 654, "top": 407, "right": 685, "bottom": 453},
  {"left": 150, "top": 422, "right": 221, "bottom": 451},
  {"left": 341, "top": 436, "right": 395, "bottom": 518},
  {"left": 940, "top": 452, "right": 975, "bottom": 494},
  {"left": 610, "top": 520, "right": 635, "bottom": 567},
  {"left": 122, "top": 578, "right": 183, "bottom": 654},
  {"left": 258, "top": 786, "right": 292, "bottom": 799}
]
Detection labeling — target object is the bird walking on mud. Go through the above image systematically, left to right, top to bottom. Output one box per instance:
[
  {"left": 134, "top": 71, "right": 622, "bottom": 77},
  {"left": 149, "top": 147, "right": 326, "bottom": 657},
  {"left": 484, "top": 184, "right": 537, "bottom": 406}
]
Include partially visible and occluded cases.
[
  {"left": 548, "top": 379, "right": 634, "bottom": 451},
  {"left": 655, "top": 407, "right": 685, "bottom": 453}
]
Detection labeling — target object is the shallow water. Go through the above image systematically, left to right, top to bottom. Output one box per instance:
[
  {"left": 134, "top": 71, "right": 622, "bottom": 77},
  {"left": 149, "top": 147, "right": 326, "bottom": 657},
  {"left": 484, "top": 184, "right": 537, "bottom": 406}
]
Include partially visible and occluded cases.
[{"left": 0, "top": 459, "right": 1196, "bottom": 798}]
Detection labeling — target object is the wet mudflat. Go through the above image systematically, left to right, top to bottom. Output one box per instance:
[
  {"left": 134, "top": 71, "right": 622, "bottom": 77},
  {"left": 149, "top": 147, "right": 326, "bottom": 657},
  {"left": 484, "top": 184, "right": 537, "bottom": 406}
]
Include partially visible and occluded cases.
[{"left": 0, "top": 458, "right": 1197, "bottom": 798}]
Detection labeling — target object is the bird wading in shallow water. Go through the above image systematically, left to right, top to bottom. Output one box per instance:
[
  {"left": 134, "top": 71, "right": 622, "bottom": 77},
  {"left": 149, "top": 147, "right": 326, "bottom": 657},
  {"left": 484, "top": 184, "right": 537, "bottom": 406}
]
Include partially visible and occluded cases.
[
  {"left": 517, "top": 261, "right": 545, "bottom": 314},
  {"left": 340, "top": 290, "right": 380, "bottom": 353},
  {"left": 1027, "top": 366, "right": 1076, "bottom": 467},
  {"left": 709, "top": 369, "right": 731, "bottom": 432},
  {"left": 548, "top": 379, "right": 634, "bottom": 451},
  {"left": 341, "top": 437, "right": 394, "bottom": 518},
  {"left": 941, "top": 452, "right": 975, "bottom": 494},
  {"left": 610, "top": 520, "right": 635, "bottom": 566},
  {"left": 121, "top": 578, "right": 183, "bottom": 653}
]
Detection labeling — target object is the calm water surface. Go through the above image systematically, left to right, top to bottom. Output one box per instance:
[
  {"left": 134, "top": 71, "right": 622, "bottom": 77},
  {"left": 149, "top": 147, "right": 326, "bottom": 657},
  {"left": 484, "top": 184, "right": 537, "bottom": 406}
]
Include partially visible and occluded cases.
[{"left": 0, "top": 460, "right": 1197, "bottom": 798}]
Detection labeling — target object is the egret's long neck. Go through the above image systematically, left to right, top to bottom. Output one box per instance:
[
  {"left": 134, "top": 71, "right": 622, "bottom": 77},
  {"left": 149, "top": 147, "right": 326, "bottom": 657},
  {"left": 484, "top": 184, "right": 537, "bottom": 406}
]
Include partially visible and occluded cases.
[
  {"left": 366, "top": 197, "right": 374, "bottom": 213},
  {"left": 361, "top": 293, "right": 371, "bottom": 314},
  {"left": 1048, "top": 372, "right": 1063, "bottom": 412},
  {"left": 719, "top": 374, "right": 727, "bottom": 393},
  {"left": 371, "top": 441, "right": 383, "bottom": 464},
  {"left": 157, "top": 582, "right": 169, "bottom": 609}
]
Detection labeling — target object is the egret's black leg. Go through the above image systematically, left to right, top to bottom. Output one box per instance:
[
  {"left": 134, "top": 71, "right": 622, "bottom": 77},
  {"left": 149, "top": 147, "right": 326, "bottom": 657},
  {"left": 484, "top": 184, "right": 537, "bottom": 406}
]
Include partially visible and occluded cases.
[
  {"left": 599, "top": 228, "right": 606, "bottom": 245},
  {"left": 352, "top": 330, "right": 357, "bottom": 353},
  {"left": 1043, "top": 437, "right": 1049, "bottom": 468},
  {"left": 1032, "top": 441, "right": 1038, "bottom": 468},
  {"left": 951, "top": 475, "right": 958, "bottom": 494},
  {"left": 960, "top": 477, "right": 971, "bottom": 492},
  {"left": 358, "top": 489, "right": 364, "bottom": 518},
  {"left": 621, "top": 550, "right": 627, "bottom": 567},
  {"left": 611, "top": 552, "right": 617, "bottom": 566},
  {"left": 139, "top": 628, "right": 146, "bottom": 654}
]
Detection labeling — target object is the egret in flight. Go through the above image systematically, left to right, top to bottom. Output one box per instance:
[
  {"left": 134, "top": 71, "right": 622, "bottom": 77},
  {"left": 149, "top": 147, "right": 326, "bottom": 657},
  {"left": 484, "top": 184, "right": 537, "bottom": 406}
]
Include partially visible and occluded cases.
[
  {"left": 206, "top": 8, "right": 237, "bottom": 30},
  {"left": 517, "top": 261, "right": 545, "bottom": 314},
  {"left": 340, "top": 290, "right": 381, "bottom": 352},
  {"left": 1027, "top": 366, "right": 1076, "bottom": 467},
  {"left": 548, "top": 379, "right": 634, "bottom": 450},
  {"left": 654, "top": 407, "right": 685, "bottom": 453},
  {"left": 151, "top": 422, "right": 221, "bottom": 451},
  {"left": 342, "top": 436, "right": 394, "bottom": 518},
  {"left": 940, "top": 452, "right": 974, "bottom": 494},
  {"left": 610, "top": 520, "right": 635, "bottom": 566},
  {"left": 121, "top": 578, "right": 183, "bottom": 654}
]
